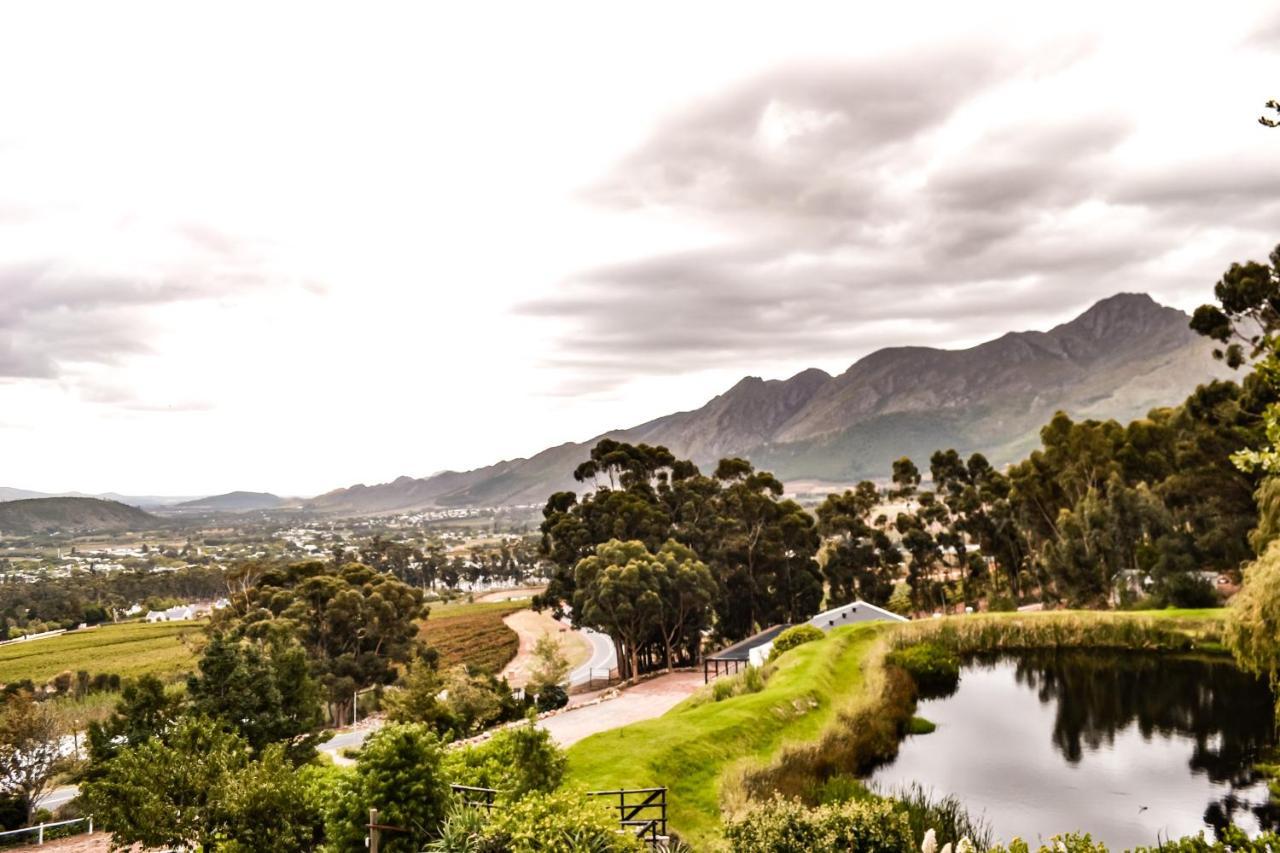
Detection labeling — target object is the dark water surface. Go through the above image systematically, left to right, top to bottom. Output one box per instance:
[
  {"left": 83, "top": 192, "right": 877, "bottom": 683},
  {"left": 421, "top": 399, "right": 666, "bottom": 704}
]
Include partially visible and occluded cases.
[{"left": 868, "top": 652, "right": 1279, "bottom": 848}]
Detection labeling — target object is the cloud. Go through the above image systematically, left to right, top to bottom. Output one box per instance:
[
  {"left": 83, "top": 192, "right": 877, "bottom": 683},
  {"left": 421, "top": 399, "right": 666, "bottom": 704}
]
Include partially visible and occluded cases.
[
  {"left": 523, "top": 47, "right": 1280, "bottom": 391},
  {"left": 0, "top": 222, "right": 301, "bottom": 391}
]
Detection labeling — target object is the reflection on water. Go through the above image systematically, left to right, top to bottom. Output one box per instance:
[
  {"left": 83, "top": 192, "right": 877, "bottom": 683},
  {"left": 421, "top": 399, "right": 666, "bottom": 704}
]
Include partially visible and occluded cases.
[{"left": 868, "top": 652, "right": 1279, "bottom": 849}]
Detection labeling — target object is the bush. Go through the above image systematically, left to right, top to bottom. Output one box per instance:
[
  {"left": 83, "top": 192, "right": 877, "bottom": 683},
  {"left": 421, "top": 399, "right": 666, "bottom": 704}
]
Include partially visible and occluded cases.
[
  {"left": 1156, "top": 572, "right": 1218, "bottom": 609},
  {"left": 769, "top": 625, "right": 825, "bottom": 660},
  {"left": 885, "top": 643, "right": 960, "bottom": 699},
  {"left": 710, "top": 663, "right": 773, "bottom": 702},
  {"left": 535, "top": 685, "right": 568, "bottom": 713},
  {"left": 444, "top": 722, "right": 566, "bottom": 799},
  {"left": 322, "top": 723, "right": 453, "bottom": 852},
  {"left": 482, "top": 789, "right": 646, "bottom": 853},
  {"left": 725, "top": 796, "right": 914, "bottom": 853}
]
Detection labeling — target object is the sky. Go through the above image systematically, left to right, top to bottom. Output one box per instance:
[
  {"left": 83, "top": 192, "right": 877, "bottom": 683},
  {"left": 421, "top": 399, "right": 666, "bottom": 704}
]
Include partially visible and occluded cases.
[{"left": 1, "top": 2, "right": 1278, "bottom": 497}]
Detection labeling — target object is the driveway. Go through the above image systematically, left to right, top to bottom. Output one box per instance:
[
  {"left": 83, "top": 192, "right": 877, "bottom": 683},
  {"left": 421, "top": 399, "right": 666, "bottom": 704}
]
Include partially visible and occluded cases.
[{"left": 538, "top": 670, "right": 703, "bottom": 748}]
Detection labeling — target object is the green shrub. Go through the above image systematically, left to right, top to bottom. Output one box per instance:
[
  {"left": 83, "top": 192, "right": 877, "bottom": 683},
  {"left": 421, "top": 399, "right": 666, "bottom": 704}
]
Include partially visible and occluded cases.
[
  {"left": 769, "top": 625, "right": 825, "bottom": 660},
  {"left": 885, "top": 643, "right": 960, "bottom": 699},
  {"left": 709, "top": 663, "right": 774, "bottom": 703},
  {"left": 536, "top": 685, "right": 569, "bottom": 713},
  {"left": 906, "top": 716, "right": 936, "bottom": 735},
  {"left": 444, "top": 721, "right": 566, "bottom": 799},
  {"left": 885, "top": 783, "right": 992, "bottom": 851},
  {"left": 482, "top": 789, "right": 646, "bottom": 853},
  {"left": 725, "top": 796, "right": 914, "bottom": 853}
]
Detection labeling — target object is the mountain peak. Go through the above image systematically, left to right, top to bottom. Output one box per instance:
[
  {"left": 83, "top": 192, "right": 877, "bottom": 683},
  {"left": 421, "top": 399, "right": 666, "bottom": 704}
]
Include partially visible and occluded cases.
[{"left": 1052, "top": 292, "right": 1180, "bottom": 341}]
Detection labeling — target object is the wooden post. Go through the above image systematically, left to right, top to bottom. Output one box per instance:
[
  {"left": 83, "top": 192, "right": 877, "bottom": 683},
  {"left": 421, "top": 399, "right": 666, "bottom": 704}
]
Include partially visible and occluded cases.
[{"left": 368, "top": 808, "right": 379, "bottom": 853}]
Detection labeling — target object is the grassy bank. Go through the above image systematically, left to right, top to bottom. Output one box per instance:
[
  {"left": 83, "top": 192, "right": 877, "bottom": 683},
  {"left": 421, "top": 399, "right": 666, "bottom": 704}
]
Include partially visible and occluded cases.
[
  {"left": 420, "top": 599, "right": 528, "bottom": 674},
  {"left": 565, "top": 609, "right": 1228, "bottom": 848},
  {"left": 0, "top": 620, "right": 204, "bottom": 685},
  {"left": 564, "top": 623, "right": 888, "bottom": 848}
]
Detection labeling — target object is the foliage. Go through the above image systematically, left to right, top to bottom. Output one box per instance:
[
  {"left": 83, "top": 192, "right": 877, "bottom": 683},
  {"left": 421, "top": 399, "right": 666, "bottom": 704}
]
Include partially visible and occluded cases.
[
  {"left": 539, "top": 441, "right": 824, "bottom": 665},
  {"left": 816, "top": 483, "right": 903, "bottom": 607},
  {"left": 573, "top": 539, "right": 716, "bottom": 680},
  {"left": 1225, "top": 541, "right": 1280, "bottom": 690},
  {"left": 215, "top": 560, "right": 427, "bottom": 724},
  {"left": 891, "top": 612, "right": 1208, "bottom": 657},
  {"left": 769, "top": 625, "right": 825, "bottom": 660},
  {"left": 528, "top": 632, "right": 571, "bottom": 695},
  {"left": 187, "top": 633, "right": 324, "bottom": 763},
  {"left": 885, "top": 643, "right": 960, "bottom": 699},
  {"left": 386, "top": 655, "right": 453, "bottom": 729},
  {"left": 710, "top": 663, "right": 771, "bottom": 702},
  {"left": 83, "top": 673, "right": 184, "bottom": 780},
  {"left": 536, "top": 684, "right": 569, "bottom": 712},
  {"left": 0, "top": 691, "right": 64, "bottom": 822},
  {"left": 82, "top": 715, "right": 322, "bottom": 852},
  {"left": 443, "top": 722, "right": 566, "bottom": 800},
  {"left": 322, "top": 723, "right": 453, "bottom": 853},
  {"left": 885, "top": 783, "right": 992, "bottom": 851},
  {"left": 480, "top": 789, "right": 646, "bottom": 853},
  {"left": 723, "top": 796, "right": 914, "bottom": 853},
  {"left": 988, "top": 826, "right": 1280, "bottom": 853}
]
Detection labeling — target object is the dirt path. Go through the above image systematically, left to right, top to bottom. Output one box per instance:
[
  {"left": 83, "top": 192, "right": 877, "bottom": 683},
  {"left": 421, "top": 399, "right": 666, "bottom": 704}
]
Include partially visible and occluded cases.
[
  {"left": 499, "top": 609, "right": 591, "bottom": 688},
  {"left": 537, "top": 670, "right": 704, "bottom": 748}
]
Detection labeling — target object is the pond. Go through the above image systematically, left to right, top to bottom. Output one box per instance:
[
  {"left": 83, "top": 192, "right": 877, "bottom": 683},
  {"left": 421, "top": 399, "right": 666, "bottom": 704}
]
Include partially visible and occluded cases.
[{"left": 867, "top": 652, "right": 1280, "bottom": 848}]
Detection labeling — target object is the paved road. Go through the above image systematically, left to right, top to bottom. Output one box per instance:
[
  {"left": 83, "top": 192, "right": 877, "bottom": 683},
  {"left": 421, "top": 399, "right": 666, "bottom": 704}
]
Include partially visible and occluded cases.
[
  {"left": 568, "top": 628, "right": 617, "bottom": 686},
  {"left": 538, "top": 670, "right": 703, "bottom": 748},
  {"left": 39, "top": 784, "right": 78, "bottom": 811}
]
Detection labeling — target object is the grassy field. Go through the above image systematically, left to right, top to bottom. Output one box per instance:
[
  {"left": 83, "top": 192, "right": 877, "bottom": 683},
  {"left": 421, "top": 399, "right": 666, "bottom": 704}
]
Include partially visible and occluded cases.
[
  {"left": 420, "top": 599, "right": 529, "bottom": 674},
  {"left": 563, "top": 608, "right": 1230, "bottom": 849},
  {"left": 0, "top": 620, "right": 205, "bottom": 685}
]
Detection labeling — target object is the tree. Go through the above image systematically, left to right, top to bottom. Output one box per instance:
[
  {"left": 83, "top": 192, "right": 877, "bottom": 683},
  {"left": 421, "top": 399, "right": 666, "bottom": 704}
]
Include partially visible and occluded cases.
[
  {"left": 816, "top": 483, "right": 902, "bottom": 607},
  {"left": 574, "top": 540, "right": 663, "bottom": 682},
  {"left": 650, "top": 540, "right": 716, "bottom": 671},
  {"left": 1225, "top": 541, "right": 1280, "bottom": 696},
  {"left": 215, "top": 561, "right": 427, "bottom": 725},
  {"left": 187, "top": 633, "right": 324, "bottom": 763},
  {"left": 526, "top": 633, "right": 570, "bottom": 696},
  {"left": 84, "top": 674, "right": 183, "bottom": 780},
  {"left": 0, "top": 693, "right": 64, "bottom": 823},
  {"left": 84, "top": 717, "right": 320, "bottom": 853},
  {"left": 442, "top": 721, "right": 565, "bottom": 800},
  {"left": 324, "top": 723, "right": 453, "bottom": 853}
]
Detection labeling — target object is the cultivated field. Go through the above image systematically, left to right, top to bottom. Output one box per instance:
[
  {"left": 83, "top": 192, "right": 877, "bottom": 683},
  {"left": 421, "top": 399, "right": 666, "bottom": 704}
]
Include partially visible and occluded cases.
[
  {"left": 420, "top": 599, "right": 528, "bottom": 673},
  {"left": 0, "top": 620, "right": 205, "bottom": 685}
]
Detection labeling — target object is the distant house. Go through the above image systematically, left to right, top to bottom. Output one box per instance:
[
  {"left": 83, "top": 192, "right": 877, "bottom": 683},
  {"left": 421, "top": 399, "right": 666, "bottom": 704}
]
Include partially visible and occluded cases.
[
  {"left": 706, "top": 600, "right": 909, "bottom": 679},
  {"left": 807, "top": 600, "right": 909, "bottom": 632},
  {"left": 145, "top": 605, "right": 195, "bottom": 623}
]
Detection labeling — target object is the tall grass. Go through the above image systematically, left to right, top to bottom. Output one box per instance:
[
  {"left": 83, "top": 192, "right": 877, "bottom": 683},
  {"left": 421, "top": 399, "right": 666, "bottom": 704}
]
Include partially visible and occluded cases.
[
  {"left": 889, "top": 611, "right": 1218, "bottom": 655},
  {"left": 885, "top": 782, "right": 994, "bottom": 851}
]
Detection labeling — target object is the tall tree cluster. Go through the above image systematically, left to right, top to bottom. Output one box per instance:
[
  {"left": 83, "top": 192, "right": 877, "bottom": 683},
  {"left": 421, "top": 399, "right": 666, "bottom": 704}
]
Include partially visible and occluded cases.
[{"left": 537, "top": 440, "right": 824, "bottom": 676}]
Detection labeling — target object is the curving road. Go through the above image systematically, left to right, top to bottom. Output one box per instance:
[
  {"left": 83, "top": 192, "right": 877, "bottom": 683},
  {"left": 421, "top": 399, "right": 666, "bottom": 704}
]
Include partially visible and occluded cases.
[{"left": 568, "top": 628, "right": 617, "bottom": 687}]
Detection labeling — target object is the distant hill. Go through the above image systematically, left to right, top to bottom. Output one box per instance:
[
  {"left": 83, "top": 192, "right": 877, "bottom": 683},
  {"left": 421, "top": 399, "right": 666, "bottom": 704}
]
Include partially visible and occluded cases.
[
  {"left": 310, "top": 292, "right": 1232, "bottom": 514},
  {"left": 0, "top": 489, "right": 200, "bottom": 508},
  {"left": 172, "top": 491, "right": 287, "bottom": 512},
  {"left": 0, "top": 498, "right": 160, "bottom": 535}
]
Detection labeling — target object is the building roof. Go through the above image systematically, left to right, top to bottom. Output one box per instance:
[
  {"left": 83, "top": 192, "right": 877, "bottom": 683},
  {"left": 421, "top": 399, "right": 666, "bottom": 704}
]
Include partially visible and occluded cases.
[{"left": 706, "top": 623, "right": 793, "bottom": 662}]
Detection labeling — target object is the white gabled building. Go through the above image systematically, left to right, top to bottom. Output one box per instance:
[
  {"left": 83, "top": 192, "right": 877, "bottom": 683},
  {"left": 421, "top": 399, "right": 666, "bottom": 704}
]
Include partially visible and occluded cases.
[
  {"left": 808, "top": 599, "right": 908, "bottom": 631},
  {"left": 145, "top": 605, "right": 196, "bottom": 623}
]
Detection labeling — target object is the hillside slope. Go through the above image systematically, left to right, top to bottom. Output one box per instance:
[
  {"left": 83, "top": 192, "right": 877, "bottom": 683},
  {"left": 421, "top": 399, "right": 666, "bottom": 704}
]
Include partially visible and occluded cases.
[
  {"left": 311, "top": 293, "right": 1233, "bottom": 514},
  {"left": 172, "top": 491, "right": 287, "bottom": 512},
  {"left": 0, "top": 497, "right": 160, "bottom": 534}
]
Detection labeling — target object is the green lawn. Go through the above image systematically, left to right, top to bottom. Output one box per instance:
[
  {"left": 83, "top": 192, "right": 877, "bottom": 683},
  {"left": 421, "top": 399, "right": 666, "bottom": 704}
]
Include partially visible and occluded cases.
[
  {"left": 0, "top": 620, "right": 205, "bottom": 685},
  {"left": 564, "top": 623, "right": 889, "bottom": 848}
]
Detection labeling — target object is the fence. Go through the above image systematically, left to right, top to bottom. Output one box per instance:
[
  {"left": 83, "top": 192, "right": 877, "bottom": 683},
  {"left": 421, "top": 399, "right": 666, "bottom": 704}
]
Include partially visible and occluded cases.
[
  {"left": 569, "top": 667, "right": 621, "bottom": 693},
  {"left": 589, "top": 787, "right": 668, "bottom": 844},
  {"left": 0, "top": 816, "right": 92, "bottom": 847}
]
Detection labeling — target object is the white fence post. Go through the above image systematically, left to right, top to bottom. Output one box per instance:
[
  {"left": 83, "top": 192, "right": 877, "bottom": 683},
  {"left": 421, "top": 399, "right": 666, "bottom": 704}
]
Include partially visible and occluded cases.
[{"left": 37, "top": 822, "right": 43, "bottom": 844}]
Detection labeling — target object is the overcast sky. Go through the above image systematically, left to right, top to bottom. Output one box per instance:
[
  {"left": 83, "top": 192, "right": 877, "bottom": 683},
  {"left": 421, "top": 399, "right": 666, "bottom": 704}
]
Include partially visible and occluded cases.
[{"left": 1, "top": 2, "right": 1278, "bottom": 497}]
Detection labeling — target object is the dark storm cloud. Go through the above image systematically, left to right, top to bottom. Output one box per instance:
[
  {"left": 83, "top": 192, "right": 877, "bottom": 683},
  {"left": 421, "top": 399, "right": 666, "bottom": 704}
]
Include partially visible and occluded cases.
[{"left": 523, "top": 52, "right": 1280, "bottom": 389}]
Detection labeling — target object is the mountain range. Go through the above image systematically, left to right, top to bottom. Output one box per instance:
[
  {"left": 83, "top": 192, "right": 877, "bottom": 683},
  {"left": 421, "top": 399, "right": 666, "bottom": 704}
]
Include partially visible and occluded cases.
[{"left": 310, "top": 292, "right": 1234, "bottom": 515}]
